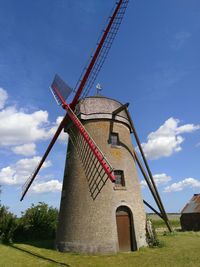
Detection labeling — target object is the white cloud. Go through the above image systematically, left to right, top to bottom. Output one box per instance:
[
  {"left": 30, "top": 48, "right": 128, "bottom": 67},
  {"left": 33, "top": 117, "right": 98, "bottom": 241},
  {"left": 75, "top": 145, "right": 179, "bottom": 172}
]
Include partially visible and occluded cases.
[
  {"left": 0, "top": 88, "right": 8, "bottom": 109},
  {"left": 0, "top": 88, "right": 69, "bottom": 149},
  {"left": 0, "top": 105, "right": 68, "bottom": 146},
  {"left": 0, "top": 106, "right": 49, "bottom": 146},
  {"left": 47, "top": 116, "right": 67, "bottom": 142},
  {"left": 141, "top": 117, "right": 200, "bottom": 160},
  {"left": 176, "top": 124, "right": 200, "bottom": 134},
  {"left": 12, "top": 143, "right": 36, "bottom": 156},
  {"left": 0, "top": 156, "right": 51, "bottom": 185},
  {"left": 0, "top": 167, "right": 16, "bottom": 186},
  {"left": 141, "top": 173, "right": 172, "bottom": 188},
  {"left": 153, "top": 173, "right": 172, "bottom": 185},
  {"left": 164, "top": 178, "right": 200, "bottom": 193},
  {"left": 31, "top": 180, "right": 62, "bottom": 194},
  {"left": 140, "top": 180, "right": 147, "bottom": 188}
]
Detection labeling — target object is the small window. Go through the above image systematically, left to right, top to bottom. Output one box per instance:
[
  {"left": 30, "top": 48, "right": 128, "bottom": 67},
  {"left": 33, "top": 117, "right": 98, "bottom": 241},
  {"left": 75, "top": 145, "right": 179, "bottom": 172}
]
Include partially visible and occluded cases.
[
  {"left": 110, "top": 133, "right": 119, "bottom": 146},
  {"left": 114, "top": 170, "right": 125, "bottom": 187}
]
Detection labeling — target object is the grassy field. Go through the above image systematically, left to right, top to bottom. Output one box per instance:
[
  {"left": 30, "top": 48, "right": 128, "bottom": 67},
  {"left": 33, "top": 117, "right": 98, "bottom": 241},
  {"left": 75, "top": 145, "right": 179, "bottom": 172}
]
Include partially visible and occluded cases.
[
  {"left": 148, "top": 213, "right": 181, "bottom": 231},
  {"left": 1, "top": 231, "right": 200, "bottom": 267}
]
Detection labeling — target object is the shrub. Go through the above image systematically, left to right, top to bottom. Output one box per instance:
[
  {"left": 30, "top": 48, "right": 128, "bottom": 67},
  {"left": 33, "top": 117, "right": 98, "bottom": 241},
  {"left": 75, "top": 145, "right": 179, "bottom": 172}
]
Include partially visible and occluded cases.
[
  {"left": 14, "top": 202, "right": 58, "bottom": 242},
  {"left": 0, "top": 205, "right": 17, "bottom": 243},
  {"left": 146, "top": 219, "right": 164, "bottom": 248}
]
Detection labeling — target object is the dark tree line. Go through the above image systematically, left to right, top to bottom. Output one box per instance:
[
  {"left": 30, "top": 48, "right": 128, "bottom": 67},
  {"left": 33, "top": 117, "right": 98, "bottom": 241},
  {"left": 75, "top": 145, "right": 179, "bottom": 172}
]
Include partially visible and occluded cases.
[{"left": 0, "top": 201, "right": 58, "bottom": 244}]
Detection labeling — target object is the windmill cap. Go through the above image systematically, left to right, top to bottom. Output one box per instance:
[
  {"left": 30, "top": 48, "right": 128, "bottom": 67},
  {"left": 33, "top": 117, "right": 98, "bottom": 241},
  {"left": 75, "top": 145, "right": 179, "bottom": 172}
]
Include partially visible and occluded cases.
[{"left": 74, "top": 96, "right": 132, "bottom": 132}]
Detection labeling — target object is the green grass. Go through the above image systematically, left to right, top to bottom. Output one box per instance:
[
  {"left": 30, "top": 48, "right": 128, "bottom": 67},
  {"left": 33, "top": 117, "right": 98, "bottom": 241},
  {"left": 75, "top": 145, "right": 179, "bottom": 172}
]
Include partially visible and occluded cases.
[
  {"left": 148, "top": 213, "right": 181, "bottom": 230},
  {"left": 152, "top": 219, "right": 181, "bottom": 229},
  {"left": 1, "top": 232, "right": 200, "bottom": 267}
]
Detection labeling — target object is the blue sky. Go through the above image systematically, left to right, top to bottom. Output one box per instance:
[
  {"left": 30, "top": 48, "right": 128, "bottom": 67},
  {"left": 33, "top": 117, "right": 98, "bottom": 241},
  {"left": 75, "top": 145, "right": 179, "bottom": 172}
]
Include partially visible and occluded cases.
[{"left": 0, "top": 0, "right": 200, "bottom": 216}]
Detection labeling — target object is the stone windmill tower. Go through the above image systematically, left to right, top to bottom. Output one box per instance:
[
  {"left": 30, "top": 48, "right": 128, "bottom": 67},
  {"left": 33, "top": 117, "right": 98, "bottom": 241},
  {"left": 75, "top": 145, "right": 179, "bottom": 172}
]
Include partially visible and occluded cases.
[
  {"left": 21, "top": 0, "right": 171, "bottom": 254},
  {"left": 56, "top": 96, "right": 147, "bottom": 253}
]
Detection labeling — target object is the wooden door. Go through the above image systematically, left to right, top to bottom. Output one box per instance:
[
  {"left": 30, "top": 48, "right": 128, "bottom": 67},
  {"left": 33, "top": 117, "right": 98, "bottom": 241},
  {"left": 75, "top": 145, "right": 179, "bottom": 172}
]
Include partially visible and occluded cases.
[{"left": 116, "top": 207, "right": 132, "bottom": 251}]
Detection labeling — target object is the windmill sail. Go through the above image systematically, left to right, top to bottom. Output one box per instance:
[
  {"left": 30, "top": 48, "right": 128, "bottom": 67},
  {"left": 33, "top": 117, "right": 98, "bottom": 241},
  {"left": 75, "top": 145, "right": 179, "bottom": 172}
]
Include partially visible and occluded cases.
[
  {"left": 20, "top": 0, "right": 128, "bottom": 200},
  {"left": 71, "top": 0, "right": 129, "bottom": 107},
  {"left": 80, "top": 0, "right": 129, "bottom": 99},
  {"left": 51, "top": 74, "right": 73, "bottom": 105},
  {"left": 21, "top": 99, "right": 116, "bottom": 201},
  {"left": 65, "top": 105, "right": 115, "bottom": 183},
  {"left": 20, "top": 116, "right": 67, "bottom": 201},
  {"left": 69, "top": 124, "right": 113, "bottom": 200}
]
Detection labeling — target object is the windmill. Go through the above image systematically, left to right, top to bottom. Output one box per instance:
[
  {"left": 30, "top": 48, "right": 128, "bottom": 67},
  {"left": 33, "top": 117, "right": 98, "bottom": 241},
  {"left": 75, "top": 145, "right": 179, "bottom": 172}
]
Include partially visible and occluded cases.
[{"left": 21, "top": 0, "right": 171, "bottom": 253}]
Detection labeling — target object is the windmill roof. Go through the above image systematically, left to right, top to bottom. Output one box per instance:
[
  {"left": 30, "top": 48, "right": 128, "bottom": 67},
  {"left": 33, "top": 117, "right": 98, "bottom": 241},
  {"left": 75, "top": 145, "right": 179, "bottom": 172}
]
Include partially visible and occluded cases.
[
  {"left": 80, "top": 95, "right": 124, "bottom": 106},
  {"left": 74, "top": 96, "right": 132, "bottom": 133},
  {"left": 181, "top": 194, "right": 200, "bottom": 214}
]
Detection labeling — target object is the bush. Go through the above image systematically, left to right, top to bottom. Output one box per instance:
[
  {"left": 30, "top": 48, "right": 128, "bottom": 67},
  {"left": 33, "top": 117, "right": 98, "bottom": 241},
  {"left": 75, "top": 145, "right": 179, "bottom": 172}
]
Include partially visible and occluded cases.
[
  {"left": 14, "top": 202, "right": 58, "bottom": 242},
  {"left": 0, "top": 205, "right": 17, "bottom": 243},
  {"left": 146, "top": 219, "right": 164, "bottom": 248}
]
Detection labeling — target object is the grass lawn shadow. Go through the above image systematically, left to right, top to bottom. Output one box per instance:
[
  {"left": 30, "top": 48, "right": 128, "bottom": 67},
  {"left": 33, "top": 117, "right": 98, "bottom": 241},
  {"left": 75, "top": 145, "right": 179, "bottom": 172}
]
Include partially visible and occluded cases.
[
  {"left": 15, "top": 239, "right": 55, "bottom": 249},
  {"left": 8, "top": 242, "right": 71, "bottom": 267}
]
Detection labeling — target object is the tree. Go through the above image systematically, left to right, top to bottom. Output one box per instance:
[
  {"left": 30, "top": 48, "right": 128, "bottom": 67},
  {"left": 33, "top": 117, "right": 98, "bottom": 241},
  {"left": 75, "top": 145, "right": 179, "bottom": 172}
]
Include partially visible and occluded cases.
[
  {"left": 0, "top": 185, "right": 1, "bottom": 205},
  {"left": 14, "top": 202, "right": 58, "bottom": 241},
  {"left": 0, "top": 205, "right": 17, "bottom": 243}
]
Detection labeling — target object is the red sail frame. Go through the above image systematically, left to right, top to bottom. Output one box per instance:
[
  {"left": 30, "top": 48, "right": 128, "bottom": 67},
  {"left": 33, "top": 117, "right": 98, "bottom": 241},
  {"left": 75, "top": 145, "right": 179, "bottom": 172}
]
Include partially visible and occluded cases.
[
  {"left": 20, "top": 0, "right": 128, "bottom": 201},
  {"left": 71, "top": 0, "right": 128, "bottom": 107},
  {"left": 52, "top": 84, "right": 115, "bottom": 182}
]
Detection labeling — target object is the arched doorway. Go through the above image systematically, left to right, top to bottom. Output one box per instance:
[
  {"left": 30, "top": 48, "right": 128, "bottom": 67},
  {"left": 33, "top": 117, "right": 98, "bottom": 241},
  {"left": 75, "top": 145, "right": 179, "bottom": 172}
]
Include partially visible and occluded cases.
[{"left": 116, "top": 206, "right": 137, "bottom": 252}]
